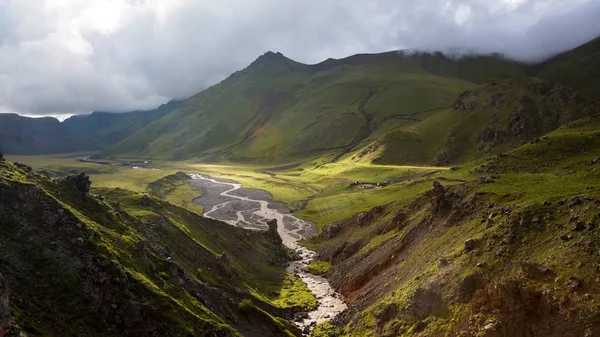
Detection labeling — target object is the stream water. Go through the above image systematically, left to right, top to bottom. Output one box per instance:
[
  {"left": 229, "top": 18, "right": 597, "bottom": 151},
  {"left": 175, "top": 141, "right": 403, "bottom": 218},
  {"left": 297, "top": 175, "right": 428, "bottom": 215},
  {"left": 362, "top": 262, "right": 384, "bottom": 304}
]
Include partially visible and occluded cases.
[{"left": 188, "top": 174, "right": 347, "bottom": 334}]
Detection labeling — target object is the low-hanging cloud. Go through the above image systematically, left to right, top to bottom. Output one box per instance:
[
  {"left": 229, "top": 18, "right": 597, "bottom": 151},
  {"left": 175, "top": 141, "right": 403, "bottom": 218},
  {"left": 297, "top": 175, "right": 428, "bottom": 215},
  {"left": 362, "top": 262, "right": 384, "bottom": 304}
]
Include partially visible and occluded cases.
[{"left": 1, "top": 0, "right": 599, "bottom": 116}]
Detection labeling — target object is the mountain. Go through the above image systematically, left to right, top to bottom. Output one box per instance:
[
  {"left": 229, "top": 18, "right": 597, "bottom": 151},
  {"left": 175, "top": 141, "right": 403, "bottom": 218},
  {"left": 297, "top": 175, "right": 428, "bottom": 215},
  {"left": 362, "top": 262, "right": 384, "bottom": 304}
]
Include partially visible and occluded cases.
[
  {"left": 537, "top": 36, "right": 600, "bottom": 101},
  {"left": 97, "top": 37, "right": 600, "bottom": 163},
  {"left": 97, "top": 51, "right": 530, "bottom": 161},
  {"left": 351, "top": 77, "right": 600, "bottom": 166},
  {"left": 62, "top": 100, "right": 181, "bottom": 148},
  {"left": 0, "top": 101, "right": 179, "bottom": 155},
  {"left": 309, "top": 113, "right": 600, "bottom": 336},
  {"left": 0, "top": 114, "right": 92, "bottom": 155},
  {"left": 0, "top": 161, "right": 305, "bottom": 336}
]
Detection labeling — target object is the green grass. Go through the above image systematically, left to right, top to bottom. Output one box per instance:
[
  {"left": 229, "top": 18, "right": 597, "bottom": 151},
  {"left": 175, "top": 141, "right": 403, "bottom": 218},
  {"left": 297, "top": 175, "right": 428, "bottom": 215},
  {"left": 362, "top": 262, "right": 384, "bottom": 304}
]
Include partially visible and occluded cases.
[
  {"left": 537, "top": 36, "right": 600, "bottom": 101},
  {"left": 96, "top": 51, "right": 488, "bottom": 162},
  {"left": 360, "top": 77, "right": 600, "bottom": 167},
  {"left": 302, "top": 113, "right": 600, "bottom": 336},
  {"left": 4, "top": 154, "right": 205, "bottom": 215},
  {"left": 5, "top": 154, "right": 457, "bottom": 231},
  {"left": 0, "top": 160, "right": 245, "bottom": 336},
  {"left": 183, "top": 161, "right": 452, "bottom": 228},
  {"left": 307, "top": 260, "right": 332, "bottom": 275},
  {"left": 262, "top": 273, "right": 317, "bottom": 310},
  {"left": 237, "top": 299, "right": 253, "bottom": 314}
]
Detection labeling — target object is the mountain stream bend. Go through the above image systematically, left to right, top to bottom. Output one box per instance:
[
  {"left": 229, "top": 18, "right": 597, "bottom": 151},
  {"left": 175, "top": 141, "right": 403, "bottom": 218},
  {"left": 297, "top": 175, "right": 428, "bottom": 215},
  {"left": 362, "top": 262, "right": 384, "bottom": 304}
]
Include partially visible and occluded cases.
[{"left": 188, "top": 174, "right": 347, "bottom": 333}]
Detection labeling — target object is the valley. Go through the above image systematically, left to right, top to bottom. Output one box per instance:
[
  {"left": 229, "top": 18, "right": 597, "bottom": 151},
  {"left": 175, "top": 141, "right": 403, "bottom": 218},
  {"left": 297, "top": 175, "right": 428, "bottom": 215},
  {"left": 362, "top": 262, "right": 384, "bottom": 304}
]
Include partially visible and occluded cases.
[
  {"left": 2, "top": 34, "right": 600, "bottom": 337},
  {"left": 188, "top": 174, "right": 345, "bottom": 332}
]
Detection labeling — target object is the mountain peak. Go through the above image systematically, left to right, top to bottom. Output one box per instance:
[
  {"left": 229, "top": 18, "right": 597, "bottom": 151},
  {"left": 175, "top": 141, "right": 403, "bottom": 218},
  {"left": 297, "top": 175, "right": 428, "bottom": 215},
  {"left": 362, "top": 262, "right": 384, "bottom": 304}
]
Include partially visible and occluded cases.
[
  {"left": 242, "top": 50, "right": 309, "bottom": 76},
  {"left": 261, "top": 50, "right": 285, "bottom": 58},
  {"left": 250, "top": 51, "right": 287, "bottom": 66}
]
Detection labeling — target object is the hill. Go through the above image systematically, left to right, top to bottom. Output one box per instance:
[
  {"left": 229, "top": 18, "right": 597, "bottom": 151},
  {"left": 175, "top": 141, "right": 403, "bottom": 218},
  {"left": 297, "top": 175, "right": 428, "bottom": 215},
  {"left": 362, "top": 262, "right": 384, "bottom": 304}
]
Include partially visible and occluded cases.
[
  {"left": 538, "top": 36, "right": 600, "bottom": 101},
  {"left": 97, "top": 37, "right": 600, "bottom": 163},
  {"left": 96, "top": 51, "right": 531, "bottom": 161},
  {"left": 353, "top": 77, "right": 600, "bottom": 166},
  {"left": 62, "top": 100, "right": 181, "bottom": 148},
  {"left": 308, "top": 113, "right": 600, "bottom": 336},
  {"left": 0, "top": 114, "right": 92, "bottom": 155},
  {"left": 0, "top": 160, "right": 309, "bottom": 336}
]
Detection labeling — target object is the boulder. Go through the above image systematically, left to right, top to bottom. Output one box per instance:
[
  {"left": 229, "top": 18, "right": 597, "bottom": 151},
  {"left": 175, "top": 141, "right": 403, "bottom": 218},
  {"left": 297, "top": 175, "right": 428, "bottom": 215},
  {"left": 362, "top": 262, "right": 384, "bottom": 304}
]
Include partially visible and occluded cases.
[
  {"left": 58, "top": 172, "right": 91, "bottom": 194},
  {"left": 432, "top": 181, "right": 445, "bottom": 196},
  {"left": 572, "top": 221, "right": 585, "bottom": 231},
  {"left": 321, "top": 223, "right": 342, "bottom": 239},
  {"left": 464, "top": 238, "right": 479, "bottom": 252},
  {"left": 216, "top": 253, "right": 233, "bottom": 279},
  {"left": 567, "top": 276, "right": 582, "bottom": 291},
  {"left": 294, "top": 311, "right": 309, "bottom": 321}
]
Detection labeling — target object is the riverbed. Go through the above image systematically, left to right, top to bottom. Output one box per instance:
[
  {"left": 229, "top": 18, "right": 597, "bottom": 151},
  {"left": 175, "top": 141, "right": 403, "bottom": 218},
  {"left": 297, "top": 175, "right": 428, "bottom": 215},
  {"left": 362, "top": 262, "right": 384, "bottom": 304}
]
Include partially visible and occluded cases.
[{"left": 188, "top": 174, "right": 347, "bottom": 334}]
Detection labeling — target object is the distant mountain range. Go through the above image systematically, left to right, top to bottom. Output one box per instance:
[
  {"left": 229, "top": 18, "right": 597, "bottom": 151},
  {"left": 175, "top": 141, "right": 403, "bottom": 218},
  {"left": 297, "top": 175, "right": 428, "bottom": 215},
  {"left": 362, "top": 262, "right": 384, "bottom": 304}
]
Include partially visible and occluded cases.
[
  {"left": 2, "top": 36, "right": 599, "bottom": 165},
  {"left": 0, "top": 101, "right": 181, "bottom": 155}
]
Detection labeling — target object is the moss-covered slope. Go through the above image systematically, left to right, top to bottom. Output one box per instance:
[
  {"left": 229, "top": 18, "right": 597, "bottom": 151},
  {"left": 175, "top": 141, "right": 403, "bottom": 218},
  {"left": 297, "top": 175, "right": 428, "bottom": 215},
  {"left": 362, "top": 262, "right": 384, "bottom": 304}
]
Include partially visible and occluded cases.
[
  {"left": 359, "top": 77, "right": 600, "bottom": 166},
  {"left": 307, "top": 115, "right": 600, "bottom": 336},
  {"left": 0, "top": 160, "right": 303, "bottom": 336}
]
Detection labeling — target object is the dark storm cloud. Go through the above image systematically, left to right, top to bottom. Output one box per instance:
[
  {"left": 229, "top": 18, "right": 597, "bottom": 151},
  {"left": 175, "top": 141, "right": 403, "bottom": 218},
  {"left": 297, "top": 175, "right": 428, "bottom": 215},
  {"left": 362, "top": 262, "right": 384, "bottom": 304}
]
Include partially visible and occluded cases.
[{"left": 1, "top": 0, "right": 599, "bottom": 116}]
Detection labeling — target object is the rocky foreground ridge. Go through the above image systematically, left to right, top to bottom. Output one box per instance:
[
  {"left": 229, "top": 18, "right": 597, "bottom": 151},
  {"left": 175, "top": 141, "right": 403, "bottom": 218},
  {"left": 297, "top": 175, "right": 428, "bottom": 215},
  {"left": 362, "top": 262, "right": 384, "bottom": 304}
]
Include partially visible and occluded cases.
[{"left": 0, "top": 159, "right": 303, "bottom": 337}]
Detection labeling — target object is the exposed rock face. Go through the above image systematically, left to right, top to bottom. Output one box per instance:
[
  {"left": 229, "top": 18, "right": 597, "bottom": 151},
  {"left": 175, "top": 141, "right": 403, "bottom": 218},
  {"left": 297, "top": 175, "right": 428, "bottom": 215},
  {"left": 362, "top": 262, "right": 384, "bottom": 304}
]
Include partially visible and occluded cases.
[
  {"left": 434, "top": 77, "right": 600, "bottom": 166},
  {"left": 1, "top": 164, "right": 298, "bottom": 337},
  {"left": 57, "top": 172, "right": 91, "bottom": 194},
  {"left": 430, "top": 181, "right": 451, "bottom": 216},
  {"left": 138, "top": 194, "right": 161, "bottom": 208},
  {"left": 266, "top": 219, "right": 282, "bottom": 245},
  {"left": 321, "top": 223, "right": 342, "bottom": 239},
  {"left": 403, "top": 286, "right": 447, "bottom": 321}
]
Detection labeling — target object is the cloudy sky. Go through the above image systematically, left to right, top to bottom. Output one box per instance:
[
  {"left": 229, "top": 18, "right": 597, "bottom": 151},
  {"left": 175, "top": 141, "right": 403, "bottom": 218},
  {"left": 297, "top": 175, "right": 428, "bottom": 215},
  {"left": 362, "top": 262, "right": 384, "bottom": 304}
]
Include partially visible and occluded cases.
[{"left": 1, "top": 0, "right": 600, "bottom": 117}]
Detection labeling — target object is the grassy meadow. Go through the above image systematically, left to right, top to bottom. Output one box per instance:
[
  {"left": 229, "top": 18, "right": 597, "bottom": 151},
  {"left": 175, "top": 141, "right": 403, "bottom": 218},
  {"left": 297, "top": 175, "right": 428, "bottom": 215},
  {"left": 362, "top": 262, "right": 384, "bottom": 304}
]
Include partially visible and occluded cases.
[{"left": 5, "top": 153, "right": 463, "bottom": 230}]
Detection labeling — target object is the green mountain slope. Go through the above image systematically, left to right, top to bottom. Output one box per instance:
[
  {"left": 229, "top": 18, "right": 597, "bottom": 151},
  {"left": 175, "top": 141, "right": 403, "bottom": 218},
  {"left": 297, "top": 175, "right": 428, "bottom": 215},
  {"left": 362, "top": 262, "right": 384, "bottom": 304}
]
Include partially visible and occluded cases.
[
  {"left": 97, "top": 37, "right": 600, "bottom": 164},
  {"left": 538, "top": 37, "right": 600, "bottom": 101},
  {"left": 98, "top": 52, "right": 532, "bottom": 161},
  {"left": 356, "top": 77, "right": 600, "bottom": 166},
  {"left": 62, "top": 100, "right": 181, "bottom": 148},
  {"left": 0, "top": 114, "right": 93, "bottom": 155},
  {"left": 308, "top": 114, "right": 600, "bottom": 337},
  {"left": 0, "top": 161, "right": 304, "bottom": 336}
]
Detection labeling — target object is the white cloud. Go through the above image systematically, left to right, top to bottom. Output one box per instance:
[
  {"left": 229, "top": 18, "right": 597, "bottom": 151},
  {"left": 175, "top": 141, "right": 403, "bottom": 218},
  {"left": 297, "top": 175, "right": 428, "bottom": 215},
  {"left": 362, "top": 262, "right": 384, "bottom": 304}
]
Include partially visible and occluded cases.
[{"left": 0, "top": 0, "right": 599, "bottom": 115}]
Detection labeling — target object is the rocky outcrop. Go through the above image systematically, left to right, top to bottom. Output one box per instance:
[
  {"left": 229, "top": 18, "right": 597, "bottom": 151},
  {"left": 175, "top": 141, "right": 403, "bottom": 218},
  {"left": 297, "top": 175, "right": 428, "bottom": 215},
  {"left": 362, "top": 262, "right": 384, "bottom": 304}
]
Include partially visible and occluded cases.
[
  {"left": 0, "top": 163, "right": 299, "bottom": 337},
  {"left": 57, "top": 172, "right": 91, "bottom": 194},
  {"left": 429, "top": 181, "right": 452, "bottom": 217},
  {"left": 138, "top": 194, "right": 162, "bottom": 208},
  {"left": 266, "top": 219, "right": 282, "bottom": 245},
  {"left": 320, "top": 223, "right": 343, "bottom": 239},
  {"left": 216, "top": 253, "right": 234, "bottom": 279}
]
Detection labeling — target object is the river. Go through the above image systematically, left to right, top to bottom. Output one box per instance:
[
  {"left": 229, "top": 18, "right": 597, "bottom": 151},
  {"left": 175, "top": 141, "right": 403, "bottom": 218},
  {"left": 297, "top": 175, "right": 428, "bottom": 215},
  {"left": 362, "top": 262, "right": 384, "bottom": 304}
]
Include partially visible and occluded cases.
[{"left": 188, "top": 174, "right": 347, "bottom": 334}]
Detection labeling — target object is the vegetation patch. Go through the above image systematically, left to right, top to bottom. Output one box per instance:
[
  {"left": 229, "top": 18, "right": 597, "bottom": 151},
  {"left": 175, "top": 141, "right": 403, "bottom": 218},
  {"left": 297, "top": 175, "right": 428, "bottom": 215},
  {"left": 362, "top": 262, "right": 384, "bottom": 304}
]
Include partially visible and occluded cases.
[{"left": 308, "top": 260, "right": 332, "bottom": 275}]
